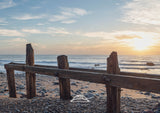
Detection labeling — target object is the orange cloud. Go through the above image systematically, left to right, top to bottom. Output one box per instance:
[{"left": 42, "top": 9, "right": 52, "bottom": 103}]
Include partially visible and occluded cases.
[{"left": 115, "top": 34, "right": 142, "bottom": 40}]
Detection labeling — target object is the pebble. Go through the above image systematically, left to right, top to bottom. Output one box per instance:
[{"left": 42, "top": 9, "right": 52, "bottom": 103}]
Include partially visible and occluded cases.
[
  {"left": 0, "top": 73, "right": 159, "bottom": 112},
  {"left": 53, "top": 82, "right": 59, "bottom": 85},
  {"left": 71, "top": 82, "right": 77, "bottom": 86},
  {"left": 17, "top": 85, "right": 25, "bottom": 89},
  {"left": 81, "top": 86, "right": 88, "bottom": 89},
  {"left": 88, "top": 90, "right": 96, "bottom": 93},
  {"left": 100, "top": 92, "right": 105, "bottom": 95},
  {"left": 144, "top": 92, "right": 151, "bottom": 96},
  {"left": 84, "top": 93, "right": 95, "bottom": 99},
  {"left": 151, "top": 94, "right": 160, "bottom": 99}
]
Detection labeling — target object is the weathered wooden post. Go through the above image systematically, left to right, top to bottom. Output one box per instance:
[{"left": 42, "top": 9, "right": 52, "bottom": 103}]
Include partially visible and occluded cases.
[
  {"left": 26, "top": 44, "right": 36, "bottom": 99},
  {"left": 106, "top": 51, "right": 121, "bottom": 113},
  {"left": 57, "top": 55, "right": 71, "bottom": 100},
  {"left": 6, "top": 69, "right": 16, "bottom": 98}
]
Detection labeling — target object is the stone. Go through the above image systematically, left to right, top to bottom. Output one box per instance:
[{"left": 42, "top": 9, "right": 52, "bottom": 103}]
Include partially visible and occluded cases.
[
  {"left": 146, "top": 62, "right": 155, "bottom": 66},
  {"left": 53, "top": 82, "right": 59, "bottom": 85},
  {"left": 71, "top": 82, "right": 77, "bottom": 86},
  {"left": 18, "top": 85, "right": 25, "bottom": 89},
  {"left": 81, "top": 86, "right": 88, "bottom": 89},
  {"left": 41, "top": 88, "right": 47, "bottom": 93},
  {"left": 0, "top": 90, "right": 4, "bottom": 93},
  {"left": 88, "top": 90, "right": 96, "bottom": 93},
  {"left": 17, "top": 92, "right": 25, "bottom": 95},
  {"left": 100, "top": 92, "right": 105, "bottom": 95},
  {"left": 144, "top": 92, "right": 150, "bottom": 95},
  {"left": 84, "top": 93, "right": 95, "bottom": 99},
  {"left": 151, "top": 94, "right": 160, "bottom": 99},
  {"left": 141, "top": 110, "right": 154, "bottom": 113}
]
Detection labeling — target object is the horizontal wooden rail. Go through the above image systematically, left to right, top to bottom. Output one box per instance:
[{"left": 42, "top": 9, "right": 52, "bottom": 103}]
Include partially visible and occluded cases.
[
  {"left": 9, "top": 62, "right": 160, "bottom": 79},
  {"left": 5, "top": 63, "right": 160, "bottom": 93}
]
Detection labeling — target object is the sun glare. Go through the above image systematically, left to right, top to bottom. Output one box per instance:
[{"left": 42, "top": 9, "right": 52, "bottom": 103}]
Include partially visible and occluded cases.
[{"left": 130, "top": 38, "right": 154, "bottom": 51}]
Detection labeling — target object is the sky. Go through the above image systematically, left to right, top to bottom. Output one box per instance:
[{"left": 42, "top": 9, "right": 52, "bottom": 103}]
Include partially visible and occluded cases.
[{"left": 0, "top": 0, "right": 160, "bottom": 55}]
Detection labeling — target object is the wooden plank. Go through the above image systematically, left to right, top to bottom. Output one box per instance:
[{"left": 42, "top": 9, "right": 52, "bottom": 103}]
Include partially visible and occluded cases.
[
  {"left": 26, "top": 44, "right": 36, "bottom": 99},
  {"left": 106, "top": 51, "right": 121, "bottom": 113},
  {"left": 57, "top": 55, "right": 71, "bottom": 100},
  {"left": 4, "top": 63, "right": 160, "bottom": 93},
  {"left": 7, "top": 63, "right": 160, "bottom": 79},
  {"left": 6, "top": 69, "right": 16, "bottom": 98},
  {"left": 120, "top": 71, "right": 160, "bottom": 79}
]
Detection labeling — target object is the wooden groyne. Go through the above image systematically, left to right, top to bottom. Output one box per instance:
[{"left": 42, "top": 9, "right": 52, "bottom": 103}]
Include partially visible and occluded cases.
[{"left": 4, "top": 44, "right": 160, "bottom": 113}]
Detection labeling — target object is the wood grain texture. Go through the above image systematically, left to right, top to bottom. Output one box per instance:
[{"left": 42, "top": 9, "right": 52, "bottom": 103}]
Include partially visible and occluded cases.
[
  {"left": 26, "top": 44, "right": 36, "bottom": 99},
  {"left": 106, "top": 51, "right": 121, "bottom": 113},
  {"left": 57, "top": 55, "right": 71, "bottom": 100},
  {"left": 6, "top": 62, "right": 160, "bottom": 79},
  {"left": 4, "top": 63, "right": 160, "bottom": 93},
  {"left": 6, "top": 69, "right": 16, "bottom": 98}
]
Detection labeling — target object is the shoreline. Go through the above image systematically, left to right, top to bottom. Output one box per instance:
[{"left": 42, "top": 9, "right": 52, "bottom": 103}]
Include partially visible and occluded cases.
[{"left": 0, "top": 73, "right": 160, "bottom": 112}]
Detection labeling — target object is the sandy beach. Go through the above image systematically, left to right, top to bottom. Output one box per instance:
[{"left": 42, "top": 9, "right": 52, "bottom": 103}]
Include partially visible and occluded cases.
[{"left": 0, "top": 73, "right": 160, "bottom": 113}]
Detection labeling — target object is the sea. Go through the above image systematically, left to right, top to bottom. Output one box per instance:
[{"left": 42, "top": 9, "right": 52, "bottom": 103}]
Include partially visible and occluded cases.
[{"left": 0, "top": 55, "right": 160, "bottom": 74}]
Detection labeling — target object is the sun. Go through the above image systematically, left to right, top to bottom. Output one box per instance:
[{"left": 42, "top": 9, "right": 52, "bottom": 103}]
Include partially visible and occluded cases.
[{"left": 129, "top": 38, "right": 154, "bottom": 51}]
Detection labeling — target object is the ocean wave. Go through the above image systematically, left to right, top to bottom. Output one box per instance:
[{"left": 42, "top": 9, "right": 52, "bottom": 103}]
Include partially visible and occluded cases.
[{"left": 120, "top": 67, "right": 160, "bottom": 70}]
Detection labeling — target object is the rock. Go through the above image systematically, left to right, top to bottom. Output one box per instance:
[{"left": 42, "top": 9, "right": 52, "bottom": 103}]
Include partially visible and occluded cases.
[
  {"left": 146, "top": 62, "right": 155, "bottom": 66},
  {"left": 94, "top": 64, "right": 100, "bottom": 67},
  {"left": 0, "top": 72, "right": 4, "bottom": 74},
  {"left": 76, "top": 81, "right": 80, "bottom": 84},
  {"left": 53, "top": 82, "right": 59, "bottom": 85},
  {"left": 71, "top": 82, "right": 77, "bottom": 86},
  {"left": 36, "top": 83, "right": 41, "bottom": 86},
  {"left": 17, "top": 85, "right": 25, "bottom": 89},
  {"left": 81, "top": 86, "right": 88, "bottom": 89},
  {"left": 41, "top": 88, "right": 47, "bottom": 93},
  {"left": 51, "top": 88, "right": 59, "bottom": 93},
  {"left": 3, "top": 89, "right": 8, "bottom": 91},
  {"left": 75, "top": 89, "right": 82, "bottom": 95},
  {"left": 100, "top": 89, "right": 105, "bottom": 92},
  {"left": 0, "top": 90, "right": 4, "bottom": 93},
  {"left": 87, "top": 90, "right": 96, "bottom": 93},
  {"left": 17, "top": 92, "right": 25, "bottom": 95},
  {"left": 41, "top": 92, "right": 45, "bottom": 97},
  {"left": 100, "top": 92, "right": 105, "bottom": 95},
  {"left": 144, "top": 92, "right": 150, "bottom": 95},
  {"left": 4, "top": 93, "right": 9, "bottom": 96},
  {"left": 84, "top": 93, "right": 95, "bottom": 99},
  {"left": 95, "top": 93, "right": 99, "bottom": 96},
  {"left": 151, "top": 94, "right": 160, "bottom": 99},
  {"left": 153, "top": 103, "right": 160, "bottom": 113},
  {"left": 141, "top": 110, "right": 153, "bottom": 113}
]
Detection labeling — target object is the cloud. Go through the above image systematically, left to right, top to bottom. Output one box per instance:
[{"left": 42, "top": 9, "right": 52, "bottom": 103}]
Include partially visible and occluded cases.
[
  {"left": 0, "top": 0, "right": 16, "bottom": 9},
  {"left": 122, "top": 0, "right": 160, "bottom": 25},
  {"left": 31, "top": 6, "right": 41, "bottom": 9},
  {"left": 49, "top": 7, "right": 89, "bottom": 24},
  {"left": 61, "top": 7, "right": 88, "bottom": 16},
  {"left": 13, "top": 14, "right": 45, "bottom": 20},
  {"left": 0, "top": 18, "right": 8, "bottom": 25},
  {"left": 0, "top": 18, "right": 7, "bottom": 23},
  {"left": 61, "top": 20, "right": 76, "bottom": 24},
  {"left": 37, "top": 23, "right": 44, "bottom": 26},
  {"left": 21, "top": 27, "right": 71, "bottom": 35},
  {"left": 47, "top": 27, "right": 71, "bottom": 35},
  {"left": 0, "top": 29, "right": 24, "bottom": 37},
  {"left": 22, "top": 29, "right": 43, "bottom": 34},
  {"left": 83, "top": 30, "right": 160, "bottom": 52},
  {"left": 84, "top": 30, "right": 159, "bottom": 40},
  {"left": 84, "top": 32, "right": 114, "bottom": 40},
  {"left": 115, "top": 35, "right": 142, "bottom": 40},
  {"left": 0, "top": 38, "right": 46, "bottom": 54},
  {"left": 1, "top": 38, "right": 28, "bottom": 50},
  {"left": 6, "top": 38, "right": 27, "bottom": 44}
]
